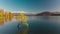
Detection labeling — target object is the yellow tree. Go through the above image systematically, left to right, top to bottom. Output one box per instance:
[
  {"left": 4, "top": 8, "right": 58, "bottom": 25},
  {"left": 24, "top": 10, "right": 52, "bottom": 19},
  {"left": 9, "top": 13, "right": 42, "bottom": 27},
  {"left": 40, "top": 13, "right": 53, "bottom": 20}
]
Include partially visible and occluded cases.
[
  {"left": 0, "top": 9, "right": 5, "bottom": 25},
  {"left": 4, "top": 12, "right": 9, "bottom": 22},
  {"left": 8, "top": 12, "right": 14, "bottom": 21}
]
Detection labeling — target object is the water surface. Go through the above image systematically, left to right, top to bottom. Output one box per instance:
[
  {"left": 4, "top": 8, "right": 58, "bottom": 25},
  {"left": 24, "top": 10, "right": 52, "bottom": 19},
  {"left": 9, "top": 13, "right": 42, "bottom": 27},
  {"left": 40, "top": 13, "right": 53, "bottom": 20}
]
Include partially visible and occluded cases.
[{"left": 0, "top": 16, "right": 60, "bottom": 34}]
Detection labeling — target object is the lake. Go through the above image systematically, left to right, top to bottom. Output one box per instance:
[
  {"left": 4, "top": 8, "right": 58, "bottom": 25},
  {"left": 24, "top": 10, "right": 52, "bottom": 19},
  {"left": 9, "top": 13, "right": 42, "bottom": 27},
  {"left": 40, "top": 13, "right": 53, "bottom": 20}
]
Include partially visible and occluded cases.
[{"left": 0, "top": 16, "right": 60, "bottom": 34}]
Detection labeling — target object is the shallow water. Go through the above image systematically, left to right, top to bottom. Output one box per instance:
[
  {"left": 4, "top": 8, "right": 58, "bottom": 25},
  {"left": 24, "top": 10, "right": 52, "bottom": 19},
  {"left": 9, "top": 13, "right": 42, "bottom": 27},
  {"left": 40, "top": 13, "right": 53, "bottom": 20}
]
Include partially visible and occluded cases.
[{"left": 0, "top": 16, "right": 60, "bottom": 34}]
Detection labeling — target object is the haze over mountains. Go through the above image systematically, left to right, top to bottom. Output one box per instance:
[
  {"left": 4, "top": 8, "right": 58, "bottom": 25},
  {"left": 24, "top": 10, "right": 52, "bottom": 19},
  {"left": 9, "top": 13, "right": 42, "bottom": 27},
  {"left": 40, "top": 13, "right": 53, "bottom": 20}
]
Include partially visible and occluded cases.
[
  {"left": 1, "top": 9, "right": 60, "bottom": 16},
  {"left": 12, "top": 11, "right": 60, "bottom": 16}
]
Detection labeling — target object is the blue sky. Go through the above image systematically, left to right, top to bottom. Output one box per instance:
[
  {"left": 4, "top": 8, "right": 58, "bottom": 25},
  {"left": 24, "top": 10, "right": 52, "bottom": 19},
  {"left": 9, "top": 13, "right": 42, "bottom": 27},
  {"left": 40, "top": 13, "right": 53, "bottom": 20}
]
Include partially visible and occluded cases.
[{"left": 0, "top": 0, "right": 60, "bottom": 12}]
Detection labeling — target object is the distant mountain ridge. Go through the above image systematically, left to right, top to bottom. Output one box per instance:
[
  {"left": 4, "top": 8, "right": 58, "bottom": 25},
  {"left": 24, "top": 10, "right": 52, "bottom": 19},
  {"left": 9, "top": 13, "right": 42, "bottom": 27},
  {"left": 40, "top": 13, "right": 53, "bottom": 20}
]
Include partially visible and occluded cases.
[{"left": 0, "top": 9, "right": 60, "bottom": 16}]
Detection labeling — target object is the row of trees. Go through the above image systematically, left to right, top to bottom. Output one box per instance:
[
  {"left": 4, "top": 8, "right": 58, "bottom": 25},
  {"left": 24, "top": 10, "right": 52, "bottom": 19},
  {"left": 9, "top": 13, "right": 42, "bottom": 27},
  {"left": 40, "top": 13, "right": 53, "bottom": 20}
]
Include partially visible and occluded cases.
[
  {"left": 0, "top": 9, "right": 14, "bottom": 25},
  {"left": 0, "top": 9, "right": 27, "bottom": 25}
]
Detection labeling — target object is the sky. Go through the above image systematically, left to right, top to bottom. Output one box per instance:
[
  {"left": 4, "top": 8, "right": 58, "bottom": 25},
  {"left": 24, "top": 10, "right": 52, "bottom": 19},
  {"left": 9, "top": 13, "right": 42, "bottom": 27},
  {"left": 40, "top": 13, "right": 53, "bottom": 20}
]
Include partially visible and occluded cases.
[{"left": 0, "top": 0, "right": 60, "bottom": 12}]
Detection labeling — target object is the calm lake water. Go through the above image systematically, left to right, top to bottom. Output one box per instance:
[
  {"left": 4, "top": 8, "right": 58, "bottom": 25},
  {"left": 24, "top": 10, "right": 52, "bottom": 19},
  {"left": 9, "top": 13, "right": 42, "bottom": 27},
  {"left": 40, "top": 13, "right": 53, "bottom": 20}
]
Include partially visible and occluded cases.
[{"left": 0, "top": 16, "right": 60, "bottom": 34}]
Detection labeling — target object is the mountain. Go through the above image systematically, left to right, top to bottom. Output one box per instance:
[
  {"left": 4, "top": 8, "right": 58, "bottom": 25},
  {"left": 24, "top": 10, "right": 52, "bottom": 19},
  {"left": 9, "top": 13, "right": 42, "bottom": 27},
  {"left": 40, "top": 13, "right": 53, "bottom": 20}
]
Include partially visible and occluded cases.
[{"left": 36, "top": 11, "right": 60, "bottom": 16}]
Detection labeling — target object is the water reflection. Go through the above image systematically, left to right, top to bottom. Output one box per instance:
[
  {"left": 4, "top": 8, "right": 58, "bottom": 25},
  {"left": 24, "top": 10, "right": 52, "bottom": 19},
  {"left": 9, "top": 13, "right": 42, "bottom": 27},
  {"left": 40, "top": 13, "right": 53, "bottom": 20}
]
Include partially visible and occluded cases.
[
  {"left": 0, "top": 16, "right": 60, "bottom": 34},
  {"left": 27, "top": 16, "right": 60, "bottom": 34},
  {"left": 28, "top": 16, "right": 60, "bottom": 23},
  {"left": 0, "top": 17, "right": 14, "bottom": 25}
]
